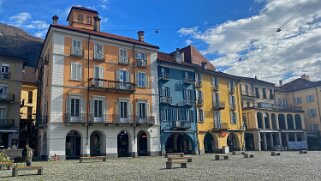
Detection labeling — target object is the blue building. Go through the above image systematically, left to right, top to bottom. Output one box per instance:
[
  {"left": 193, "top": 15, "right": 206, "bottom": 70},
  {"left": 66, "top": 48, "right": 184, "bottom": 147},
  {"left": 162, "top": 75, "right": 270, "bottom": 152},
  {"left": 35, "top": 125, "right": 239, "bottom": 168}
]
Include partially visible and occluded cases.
[{"left": 157, "top": 49, "right": 198, "bottom": 155}]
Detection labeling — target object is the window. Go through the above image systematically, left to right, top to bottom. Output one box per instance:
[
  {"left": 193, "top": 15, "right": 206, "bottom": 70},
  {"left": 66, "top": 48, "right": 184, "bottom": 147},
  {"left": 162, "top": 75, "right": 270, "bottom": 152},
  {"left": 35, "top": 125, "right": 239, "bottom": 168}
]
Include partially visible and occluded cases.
[
  {"left": 77, "top": 14, "right": 84, "bottom": 22},
  {"left": 86, "top": 15, "right": 92, "bottom": 24},
  {"left": 71, "top": 39, "right": 82, "bottom": 56},
  {"left": 94, "top": 43, "right": 103, "bottom": 60},
  {"left": 119, "top": 49, "right": 128, "bottom": 64},
  {"left": 136, "top": 52, "right": 146, "bottom": 61},
  {"left": 71, "top": 62, "right": 82, "bottom": 81},
  {"left": 1, "top": 65, "right": 9, "bottom": 74},
  {"left": 118, "top": 70, "right": 129, "bottom": 88},
  {"left": 137, "top": 72, "right": 147, "bottom": 88},
  {"left": 196, "top": 73, "right": 202, "bottom": 82},
  {"left": 212, "top": 77, "right": 219, "bottom": 85},
  {"left": 228, "top": 80, "right": 234, "bottom": 91},
  {"left": 245, "top": 85, "right": 249, "bottom": 95},
  {"left": 0, "top": 86, "right": 8, "bottom": 95},
  {"left": 160, "top": 86, "right": 170, "bottom": 97},
  {"left": 255, "top": 87, "right": 259, "bottom": 98},
  {"left": 262, "top": 88, "right": 267, "bottom": 99},
  {"left": 183, "top": 89, "right": 194, "bottom": 99},
  {"left": 269, "top": 89, "right": 274, "bottom": 99},
  {"left": 197, "top": 90, "right": 203, "bottom": 100},
  {"left": 28, "top": 91, "right": 33, "bottom": 104},
  {"left": 213, "top": 93, "right": 220, "bottom": 105},
  {"left": 230, "top": 95, "right": 235, "bottom": 106},
  {"left": 306, "top": 95, "right": 315, "bottom": 103},
  {"left": 295, "top": 97, "right": 302, "bottom": 104},
  {"left": 70, "top": 98, "right": 81, "bottom": 118},
  {"left": 94, "top": 99, "right": 103, "bottom": 118},
  {"left": 120, "top": 101, "right": 128, "bottom": 119},
  {"left": 138, "top": 102, "right": 147, "bottom": 119},
  {"left": 27, "top": 107, "right": 33, "bottom": 119},
  {"left": 0, "top": 108, "right": 6, "bottom": 119},
  {"left": 160, "top": 108, "right": 169, "bottom": 121},
  {"left": 177, "top": 109, "right": 187, "bottom": 121},
  {"left": 198, "top": 109, "right": 204, "bottom": 122},
  {"left": 308, "top": 109, "right": 317, "bottom": 118},
  {"left": 214, "top": 111, "right": 222, "bottom": 126},
  {"left": 230, "top": 111, "right": 237, "bottom": 124},
  {"left": 310, "top": 124, "right": 319, "bottom": 132}
]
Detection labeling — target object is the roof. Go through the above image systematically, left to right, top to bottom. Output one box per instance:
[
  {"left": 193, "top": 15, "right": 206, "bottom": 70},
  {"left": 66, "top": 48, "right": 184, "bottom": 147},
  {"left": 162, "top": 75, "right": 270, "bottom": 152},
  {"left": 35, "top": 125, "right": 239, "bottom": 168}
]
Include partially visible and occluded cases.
[
  {"left": 67, "top": 6, "right": 98, "bottom": 21},
  {"left": 51, "top": 24, "right": 159, "bottom": 49},
  {"left": 157, "top": 51, "right": 198, "bottom": 69},
  {"left": 0, "top": 53, "right": 26, "bottom": 62},
  {"left": 22, "top": 66, "right": 37, "bottom": 84},
  {"left": 234, "top": 75, "right": 275, "bottom": 86},
  {"left": 277, "top": 78, "right": 321, "bottom": 92}
]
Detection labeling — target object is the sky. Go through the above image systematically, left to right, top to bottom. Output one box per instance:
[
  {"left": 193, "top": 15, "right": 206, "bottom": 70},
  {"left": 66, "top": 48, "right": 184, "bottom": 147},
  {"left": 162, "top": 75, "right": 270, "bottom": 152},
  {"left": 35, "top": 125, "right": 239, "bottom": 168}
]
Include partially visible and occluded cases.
[{"left": 0, "top": 0, "right": 320, "bottom": 84}]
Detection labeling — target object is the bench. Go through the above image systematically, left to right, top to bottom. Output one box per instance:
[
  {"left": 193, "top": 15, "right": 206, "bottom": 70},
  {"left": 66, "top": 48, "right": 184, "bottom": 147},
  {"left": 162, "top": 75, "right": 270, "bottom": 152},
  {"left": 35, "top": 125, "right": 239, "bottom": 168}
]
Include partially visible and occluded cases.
[
  {"left": 299, "top": 150, "right": 308, "bottom": 154},
  {"left": 232, "top": 151, "right": 245, "bottom": 155},
  {"left": 271, "top": 152, "right": 281, "bottom": 156},
  {"left": 166, "top": 153, "right": 192, "bottom": 162},
  {"left": 244, "top": 153, "right": 254, "bottom": 158},
  {"left": 215, "top": 154, "right": 229, "bottom": 160},
  {"left": 79, "top": 156, "right": 107, "bottom": 163},
  {"left": 166, "top": 157, "right": 188, "bottom": 169},
  {"left": 0, "top": 162, "right": 13, "bottom": 170},
  {"left": 12, "top": 166, "right": 43, "bottom": 177}
]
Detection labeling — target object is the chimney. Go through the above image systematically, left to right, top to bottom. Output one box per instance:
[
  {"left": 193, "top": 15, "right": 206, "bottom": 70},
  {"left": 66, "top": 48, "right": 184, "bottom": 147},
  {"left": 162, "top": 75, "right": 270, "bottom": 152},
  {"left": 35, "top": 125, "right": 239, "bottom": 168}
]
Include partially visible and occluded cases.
[
  {"left": 52, "top": 15, "right": 59, "bottom": 25},
  {"left": 94, "top": 15, "right": 101, "bottom": 32},
  {"left": 138, "top": 31, "right": 144, "bottom": 41},
  {"left": 201, "top": 62, "right": 207, "bottom": 69},
  {"left": 301, "top": 74, "right": 310, "bottom": 80},
  {"left": 279, "top": 80, "right": 283, "bottom": 86}
]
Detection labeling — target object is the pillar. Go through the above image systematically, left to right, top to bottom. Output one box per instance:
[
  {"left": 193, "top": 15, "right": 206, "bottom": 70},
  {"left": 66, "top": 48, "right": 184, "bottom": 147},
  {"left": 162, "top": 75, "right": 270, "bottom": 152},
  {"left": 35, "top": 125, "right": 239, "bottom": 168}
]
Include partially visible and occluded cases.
[
  {"left": 253, "top": 131, "right": 261, "bottom": 151},
  {"left": 278, "top": 132, "right": 282, "bottom": 146},
  {"left": 263, "top": 133, "right": 267, "bottom": 150},
  {"left": 270, "top": 133, "right": 274, "bottom": 150},
  {"left": 286, "top": 133, "right": 289, "bottom": 148},
  {"left": 294, "top": 134, "right": 297, "bottom": 142}
]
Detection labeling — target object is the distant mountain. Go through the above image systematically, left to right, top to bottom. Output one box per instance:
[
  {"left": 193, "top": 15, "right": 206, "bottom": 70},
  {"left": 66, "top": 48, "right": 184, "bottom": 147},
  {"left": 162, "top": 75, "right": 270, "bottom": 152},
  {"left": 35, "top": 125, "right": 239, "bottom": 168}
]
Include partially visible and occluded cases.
[{"left": 0, "top": 23, "right": 44, "bottom": 68}]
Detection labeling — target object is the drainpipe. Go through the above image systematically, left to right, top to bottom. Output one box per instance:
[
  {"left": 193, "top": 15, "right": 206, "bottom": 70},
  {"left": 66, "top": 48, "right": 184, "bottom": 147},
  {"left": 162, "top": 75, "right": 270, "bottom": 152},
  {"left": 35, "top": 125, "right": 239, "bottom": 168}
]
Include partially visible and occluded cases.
[
  {"left": 86, "top": 35, "right": 91, "bottom": 156},
  {"left": 132, "top": 44, "right": 136, "bottom": 157},
  {"left": 194, "top": 71, "right": 200, "bottom": 155}
]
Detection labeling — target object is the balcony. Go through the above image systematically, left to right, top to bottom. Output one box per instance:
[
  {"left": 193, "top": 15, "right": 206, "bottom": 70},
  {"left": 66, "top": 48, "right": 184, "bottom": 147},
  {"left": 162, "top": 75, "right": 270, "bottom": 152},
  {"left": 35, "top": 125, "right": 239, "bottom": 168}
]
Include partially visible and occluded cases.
[
  {"left": 70, "top": 48, "right": 83, "bottom": 57},
  {"left": 94, "top": 52, "right": 104, "bottom": 61},
  {"left": 119, "top": 56, "right": 129, "bottom": 65},
  {"left": 136, "top": 59, "right": 147, "bottom": 67},
  {"left": 0, "top": 72, "right": 10, "bottom": 79},
  {"left": 159, "top": 73, "right": 169, "bottom": 81},
  {"left": 183, "top": 77, "right": 194, "bottom": 84},
  {"left": 89, "top": 78, "right": 136, "bottom": 94},
  {"left": 195, "top": 81, "right": 202, "bottom": 88},
  {"left": 213, "top": 84, "right": 219, "bottom": 91},
  {"left": 229, "top": 88, "right": 235, "bottom": 94},
  {"left": 0, "top": 94, "right": 15, "bottom": 103},
  {"left": 160, "top": 96, "right": 172, "bottom": 105},
  {"left": 183, "top": 99, "right": 195, "bottom": 106},
  {"left": 197, "top": 99, "right": 204, "bottom": 107},
  {"left": 213, "top": 101, "right": 225, "bottom": 110},
  {"left": 230, "top": 104, "right": 236, "bottom": 110},
  {"left": 276, "top": 105, "right": 303, "bottom": 112},
  {"left": 64, "top": 113, "right": 87, "bottom": 125},
  {"left": 106, "top": 115, "right": 155, "bottom": 126},
  {"left": 37, "top": 116, "right": 48, "bottom": 128},
  {"left": 0, "top": 119, "right": 15, "bottom": 129},
  {"left": 172, "top": 121, "right": 191, "bottom": 130},
  {"left": 213, "top": 122, "right": 228, "bottom": 130}
]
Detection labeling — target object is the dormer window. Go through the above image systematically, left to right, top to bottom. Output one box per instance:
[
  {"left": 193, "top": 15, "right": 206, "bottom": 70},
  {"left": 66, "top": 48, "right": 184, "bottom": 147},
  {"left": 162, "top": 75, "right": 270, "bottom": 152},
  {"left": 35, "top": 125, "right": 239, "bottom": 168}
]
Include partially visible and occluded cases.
[
  {"left": 77, "top": 14, "right": 84, "bottom": 22},
  {"left": 86, "top": 15, "right": 92, "bottom": 24},
  {"left": 175, "top": 51, "right": 184, "bottom": 63}
]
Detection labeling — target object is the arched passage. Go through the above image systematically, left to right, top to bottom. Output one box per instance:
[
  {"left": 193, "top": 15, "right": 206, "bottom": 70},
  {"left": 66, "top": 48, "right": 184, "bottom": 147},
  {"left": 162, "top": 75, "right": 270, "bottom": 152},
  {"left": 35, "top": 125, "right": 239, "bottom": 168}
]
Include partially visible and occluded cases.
[
  {"left": 257, "top": 112, "right": 263, "bottom": 129},
  {"left": 264, "top": 112, "right": 270, "bottom": 129},
  {"left": 271, "top": 113, "right": 277, "bottom": 129},
  {"left": 278, "top": 114, "right": 286, "bottom": 129},
  {"left": 287, "top": 114, "right": 294, "bottom": 129},
  {"left": 295, "top": 114, "right": 302, "bottom": 129},
  {"left": 66, "top": 130, "right": 81, "bottom": 159},
  {"left": 117, "top": 130, "right": 130, "bottom": 157},
  {"left": 90, "top": 131, "right": 106, "bottom": 156},
  {"left": 137, "top": 131, "right": 148, "bottom": 156},
  {"left": 165, "top": 133, "right": 195, "bottom": 154},
  {"left": 204, "top": 133, "right": 217, "bottom": 153},
  {"left": 227, "top": 133, "right": 240, "bottom": 151}
]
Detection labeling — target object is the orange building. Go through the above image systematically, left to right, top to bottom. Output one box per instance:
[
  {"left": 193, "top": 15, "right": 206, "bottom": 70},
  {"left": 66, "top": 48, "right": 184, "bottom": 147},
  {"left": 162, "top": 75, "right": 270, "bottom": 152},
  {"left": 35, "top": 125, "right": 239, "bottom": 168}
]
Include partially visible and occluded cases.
[{"left": 36, "top": 7, "right": 160, "bottom": 160}]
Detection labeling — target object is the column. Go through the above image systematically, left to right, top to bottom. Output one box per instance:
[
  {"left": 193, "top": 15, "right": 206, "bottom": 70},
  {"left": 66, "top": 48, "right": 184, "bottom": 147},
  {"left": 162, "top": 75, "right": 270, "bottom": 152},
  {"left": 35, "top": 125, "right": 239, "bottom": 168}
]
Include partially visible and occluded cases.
[
  {"left": 293, "top": 114, "right": 296, "bottom": 130},
  {"left": 285, "top": 118, "right": 288, "bottom": 130},
  {"left": 254, "top": 131, "right": 261, "bottom": 151},
  {"left": 278, "top": 132, "right": 283, "bottom": 146},
  {"left": 263, "top": 133, "right": 267, "bottom": 150},
  {"left": 270, "top": 133, "right": 274, "bottom": 150},
  {"left": 285, "top": 133, "right": 289, "bottom": 148},
  {"left": 294, "top": 134, "right": 297, "bottom": 142}
]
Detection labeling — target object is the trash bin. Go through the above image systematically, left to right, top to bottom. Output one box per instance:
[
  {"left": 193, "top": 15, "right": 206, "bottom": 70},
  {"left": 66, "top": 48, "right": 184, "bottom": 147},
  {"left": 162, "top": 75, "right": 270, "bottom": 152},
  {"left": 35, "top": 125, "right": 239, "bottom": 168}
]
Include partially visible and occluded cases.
[{"left": 222, "top": 146, "right": 229, "bottom": 154}]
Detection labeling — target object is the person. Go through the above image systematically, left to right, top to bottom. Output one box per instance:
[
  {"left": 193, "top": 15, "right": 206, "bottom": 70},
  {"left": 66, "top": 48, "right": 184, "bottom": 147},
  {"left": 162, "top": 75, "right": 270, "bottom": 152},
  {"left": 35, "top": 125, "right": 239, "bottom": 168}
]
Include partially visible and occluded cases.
[{"left": 22, "top": 144, "right": 33, "bottom": 166}]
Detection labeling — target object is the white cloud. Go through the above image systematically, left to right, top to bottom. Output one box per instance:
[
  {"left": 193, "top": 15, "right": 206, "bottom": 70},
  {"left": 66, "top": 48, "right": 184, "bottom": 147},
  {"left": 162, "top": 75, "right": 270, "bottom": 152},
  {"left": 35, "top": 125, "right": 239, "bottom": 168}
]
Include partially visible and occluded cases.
[
  {"left": 0, "top": 0, "right": 5, "bottom": 12},
  {"left": 99, "top": 0, "right": 109, "bottom": 10},
  {"left": 178, "top": 0, "right": 321, "bottom": 83},
  {"left": 9, "top": 12, "right": 31, "bottom": 26},
  {"left": 101, "top": 17, "right": 108, "bottom": 23},
  {"left": 25, "top": 20, "right": 49, "bottom": 29},
  {"left": 34, "top": 30, "right": 47, "bottom": 38},
  {"left": 185, "top": 39, "right": 193, "bottom": 45}
]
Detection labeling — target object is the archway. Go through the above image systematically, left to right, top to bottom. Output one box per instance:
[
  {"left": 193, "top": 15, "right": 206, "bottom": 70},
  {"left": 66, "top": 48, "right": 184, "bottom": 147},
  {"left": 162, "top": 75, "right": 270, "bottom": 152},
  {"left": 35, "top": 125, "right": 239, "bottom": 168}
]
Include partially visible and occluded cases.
[
  {"left": 257, "top": 112, "right": 263, "bottom": 129},
  {"left": 264, "top": 113, "right": 270, "bottom": 129},
  {"left": 271, "top": 113, "right": 277, "bottom": 129},
  {"left": 278, "top": 114, "right": 286, "bottom": 129},
  {"left": 287, "top": 114, "right": 294, "bottom": 129},
  {"left": 295, "top": 114, "right": 302, "bottom": 129},
  {"left": 66, "top": 130, "right": 81, "bottom": 159},
  {"left": 117, "top": 130, "right": 129, "bottom": 157},
  {"left": 90, "top": 131, "right": 105, "bottom": 156},
  {"left": 137, "top": 131, "right": 148, "bottom": 156},
  {"left": 165, "top": 133, "right": 194, "bottom": 154},
  {"left": 204, "top": 133, "right": 217, "bottom": 153},
  {"left": 227, "top": 133, "right": 240, "bottom": 151},
  {"left": 244, "top": 133, "right": 254, "bottom": 151}
]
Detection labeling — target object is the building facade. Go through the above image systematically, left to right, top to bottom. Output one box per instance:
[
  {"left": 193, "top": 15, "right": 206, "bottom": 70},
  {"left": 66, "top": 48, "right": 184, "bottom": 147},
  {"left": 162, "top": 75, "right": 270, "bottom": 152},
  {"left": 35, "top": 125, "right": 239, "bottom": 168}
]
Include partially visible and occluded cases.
[
  {"left": 36, "top": 7, "right": 160, "bottom": 160},
  {"left": 0, "top": 54, "right": 24, "bottom": 149},
  {"left": 276, "top": 75, "right": 321, "bottom": 150},
  {"left": 240, "top": 77, "right": 307, "bottom": 151}
]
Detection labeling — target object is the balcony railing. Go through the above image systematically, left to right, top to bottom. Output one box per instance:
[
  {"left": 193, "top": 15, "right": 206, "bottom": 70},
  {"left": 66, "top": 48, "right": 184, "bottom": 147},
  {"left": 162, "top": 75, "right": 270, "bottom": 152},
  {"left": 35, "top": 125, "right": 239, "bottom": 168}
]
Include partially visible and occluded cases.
[
  {"left": 70, "top": 48, "right": 83, "bottom": 57},
  {"left": 94, "top": 52, "right": 104, "bottom": 60},
  {"left": 119, "top": 56, "right": 129, "bottom": 65},
  {"left": 136, "top": 59, "right": 147, "bottom": 67},
  {"left": 0, "top": 72, "right": 10, "bottom": 79},
  {"left": 159, "top": 73, "right": 169, "bottom": 80},
  {"left": 183, "top": 77, "right": 194, "bottom": 84},
  {"left": 89, "top": 78, "right": 136, "bottom": 93},
  {"left": 196, "top": 81, "right": 202, "bottom": 88},
  {"left": 213, "top": 84, "right": 219, "bottom": 91},
  {"left": 229, "top": 88, "right": 235, "bottom": 94},
  {"left": 241, "top": 91, "right": 254, "bottom": 97},
  {"left": 0, "top": 94, "right": 15, "bottom": 103},
  {"left": 160, "top": 96, "right": 172, "bottom": 105},
  {"left": 183, "top": 99, "right": 195, "bottom": 106},
  {"left": 197, "top": 99, "right": 204, "bottom": 107},
  {"left": 213, "top": 101, "right": 225, "bottom": 110},
  {"left": 230, "top": 104, "right": 236, "bottom": 110},
  {"left": 276, "top": 105, "right": 303, "bottom": 112},
  {"left": 0, "top": 119, "right": 15, "bottom": 129},
  {"left": 172, "top": 121, "right": 191, "bottom": 129},
  {"left": 214, "top": 122, "right": 228, "bottom": 130}
]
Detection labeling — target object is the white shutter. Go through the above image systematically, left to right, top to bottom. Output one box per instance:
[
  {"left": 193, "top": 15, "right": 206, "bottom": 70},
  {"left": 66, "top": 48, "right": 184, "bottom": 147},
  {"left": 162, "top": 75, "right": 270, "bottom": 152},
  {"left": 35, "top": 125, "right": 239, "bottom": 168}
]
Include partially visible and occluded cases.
[
  {"left": 70, "top": 63, "right": 75, "bottom": 80},
  {"left": 78, "top": 64, "right": 82, "bottom": 80},
  {"left": 99, "top": 67, "right": 104, "bottom": 79},
  {"left": 126, "top": 71, "right": 130, "bottom": 83},
  {"left": 146, "top": 103, "right": 150, "bottom": 117}
]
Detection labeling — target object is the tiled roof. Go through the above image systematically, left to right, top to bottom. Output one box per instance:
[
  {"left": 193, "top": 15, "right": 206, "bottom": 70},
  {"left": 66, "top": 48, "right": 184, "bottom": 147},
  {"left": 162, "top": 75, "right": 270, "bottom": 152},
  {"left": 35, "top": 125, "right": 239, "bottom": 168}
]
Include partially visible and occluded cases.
[
  {"left": 67, "top": 6, "right": 99, "bottom": 21},
  {"left": 51, "top": 25, "right": 159, "bottom": 49},
  {"left": 157, "top": 51, "right": 198, "bottom": 69},
  {"left": 0, "top": 53, "right": 26, "bottom": 62},
  {"left": 22, "top": 66, "right": 37, "bottom": 84},
  {"left": 234, "top": 75, "right": 275, "bottom": 86},
  {"left": 277, "top": 78, "right": 321, "bottom": 92}
]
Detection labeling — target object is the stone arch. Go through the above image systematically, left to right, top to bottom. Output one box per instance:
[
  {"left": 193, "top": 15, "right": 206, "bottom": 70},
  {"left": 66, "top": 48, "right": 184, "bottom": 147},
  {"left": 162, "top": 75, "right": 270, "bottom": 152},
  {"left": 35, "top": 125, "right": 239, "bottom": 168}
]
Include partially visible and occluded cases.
[
  {"left": 257, "top": 112, "right": 263, "bottom": 129},
  {"left": 264, "top": 112, "right": 270, "bottom": 129},
  {"left": 271, "top": 113, "right": 277, "bottom": 129},
  {"left": 278, "top": 114, "right": 286, "bottom": 129},
  {"left": 287, "top": 114, "right": 294, "bottom": 129},
  {"left": 295, "top": 114, "right": 302, "bottom": 129},
  {"left": 65, "top": 130, "right": 81, "bottom": 159},
  {"left": 90, "top": 130, "right": 106, "bottom": 156},
  {"left": 117, "top": 130, "right": 131, "bottom": 157},
  {"left": 137, "top": 130, "right": 149, "bottom": 156},
  {"left": 165, "top": 133, "right": 196, "bottom": 154},
  {"left": 203, "top": 133, "right": 218, "bottom": 153},
  {"left": 227, "top": 133, "right": 240, "bottom": 151}
]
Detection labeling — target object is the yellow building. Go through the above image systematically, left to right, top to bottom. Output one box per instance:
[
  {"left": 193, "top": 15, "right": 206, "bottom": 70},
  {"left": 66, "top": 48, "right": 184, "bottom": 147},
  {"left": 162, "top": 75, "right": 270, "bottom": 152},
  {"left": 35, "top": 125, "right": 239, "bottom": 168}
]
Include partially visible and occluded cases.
[
  {"left": 0, "top": 54, "right": 24, "bottom": 149},
  {"left": 20, "top": 66, "right": 37, "bottom": 148},
  {"left": 197, "top": 69, "right": 244, "bottom": 153},
  {"left": 276, "top": 74, "right": 321, "bottom": 150}
]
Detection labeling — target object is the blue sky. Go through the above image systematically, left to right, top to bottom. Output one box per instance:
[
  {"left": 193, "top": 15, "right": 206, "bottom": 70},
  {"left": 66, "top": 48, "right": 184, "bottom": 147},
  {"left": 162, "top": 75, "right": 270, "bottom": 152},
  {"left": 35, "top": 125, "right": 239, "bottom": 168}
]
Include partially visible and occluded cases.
[{"left": 1, "top": 0, "right": 321, "bottom": 83}]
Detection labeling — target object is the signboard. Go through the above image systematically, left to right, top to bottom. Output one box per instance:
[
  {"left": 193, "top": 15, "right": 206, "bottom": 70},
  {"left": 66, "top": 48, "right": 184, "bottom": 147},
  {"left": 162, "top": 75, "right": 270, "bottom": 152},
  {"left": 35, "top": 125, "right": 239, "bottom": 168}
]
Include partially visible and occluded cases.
[
  {"left": 219, "top": 131, "right": 227, "bottom": 137},
  {"left": 288, "top": 141, "right": 308, "bottom": 150}
]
